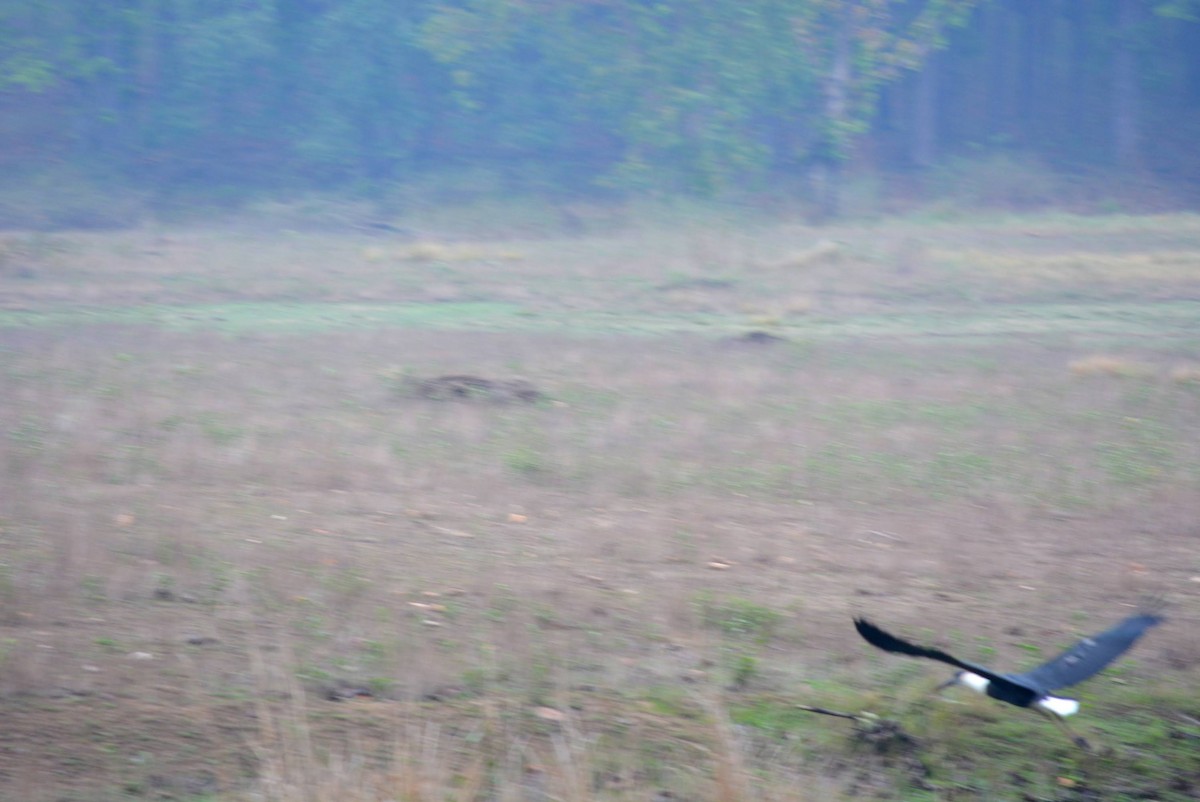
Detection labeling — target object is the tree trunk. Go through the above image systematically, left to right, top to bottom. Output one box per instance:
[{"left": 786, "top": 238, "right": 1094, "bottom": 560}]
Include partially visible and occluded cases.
[
  {"left": 1112, "top": 0, "right": 1141, "bottom": 170},
  {"left": 813, "top": 10, "right": 852, "bottom": 221},
  {"left": 911, "top": 52, "right": 938, "bottom": 168}
]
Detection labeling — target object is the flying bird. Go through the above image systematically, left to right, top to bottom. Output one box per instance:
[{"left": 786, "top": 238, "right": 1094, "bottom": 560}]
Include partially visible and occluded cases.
[{"left": 853, "top": 609, "right": 1163, "bottom": 748}]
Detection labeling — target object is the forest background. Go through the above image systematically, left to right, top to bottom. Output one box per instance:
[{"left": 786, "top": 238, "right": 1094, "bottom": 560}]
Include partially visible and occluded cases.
[{"left": 1, "top": 0, "right": 1199, "bottom": 228}]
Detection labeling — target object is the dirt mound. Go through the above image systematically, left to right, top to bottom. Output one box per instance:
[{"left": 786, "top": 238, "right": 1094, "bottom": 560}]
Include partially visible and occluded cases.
[{"left": 409, "top": 374, "right": 543, "bottom": 403}]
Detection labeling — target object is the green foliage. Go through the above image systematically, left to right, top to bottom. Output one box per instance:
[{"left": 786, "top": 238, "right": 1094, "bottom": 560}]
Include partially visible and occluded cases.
[
  {"left": 0, "top": 0, "right": 981, "bottom": 200},
  {"left": 1157, "top": 0, "right": 1200, "bottom": 21},
  {"left": 0, "top": 1, "right": 1194, "bottom": 208},
  {"left": 195, "top": 414, "right": 244, "bottom": 446},
  {"left": 502, "top": 444, "right": 550, "bottom": 479},
  {"left": 93, "top": 635, "right": 121, "bottom": 652},
  {"left": 728, "top": 651, "right": 760, "bottom": 689},
  {"left": 641, "top": 685, "right": 704, "bottom": 719}
]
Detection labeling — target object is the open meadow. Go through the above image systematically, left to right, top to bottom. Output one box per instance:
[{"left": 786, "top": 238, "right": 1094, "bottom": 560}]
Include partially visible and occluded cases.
[{"left": 1, "top": 208, "right": 1199, "bottom": 801}]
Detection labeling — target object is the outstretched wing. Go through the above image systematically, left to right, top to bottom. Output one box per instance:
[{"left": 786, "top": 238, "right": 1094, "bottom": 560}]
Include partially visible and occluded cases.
[
  {"left": 1014, "top": 613, "right": 1163, "bottom": 692},
  {"left": 853, "top": 618, "right": 1012, "bottom": 688}
]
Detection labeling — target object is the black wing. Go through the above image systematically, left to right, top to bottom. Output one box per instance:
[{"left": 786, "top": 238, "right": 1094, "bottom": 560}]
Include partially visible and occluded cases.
[
  {"left": 1013, "top": 613, "right": 1163, "bottom": 692},
  {"left": 853, "top": 618, "right": 1013, "bottom": 689}
]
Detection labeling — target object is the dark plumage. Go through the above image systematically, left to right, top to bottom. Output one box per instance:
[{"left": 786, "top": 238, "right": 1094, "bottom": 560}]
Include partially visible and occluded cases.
[
  {"left": 853, "top": 610, "right": 1164, "bottom": 748},
  {"left": 1011, "top": 613, "right": 1164, "bottom": 692},
  {"left": 855, "top": 617, "right": 1042, "bottom": 707}
]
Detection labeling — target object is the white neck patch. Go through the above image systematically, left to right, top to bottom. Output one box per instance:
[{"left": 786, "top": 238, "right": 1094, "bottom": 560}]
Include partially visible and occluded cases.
[
  {"left": 958, "top": 672, "right": 990, "bottom": 693},
  {"left": 1036, "top": 696, "right": 1080, "bottom": 717}
]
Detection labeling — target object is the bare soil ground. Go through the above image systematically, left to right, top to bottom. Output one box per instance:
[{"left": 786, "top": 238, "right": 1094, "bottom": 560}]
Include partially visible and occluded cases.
[{"left": 1, "top": 212, "right": 1199, "bottom": 801}]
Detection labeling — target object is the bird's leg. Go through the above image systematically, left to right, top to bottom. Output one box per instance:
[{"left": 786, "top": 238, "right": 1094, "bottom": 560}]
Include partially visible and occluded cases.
[
  {"left": 932, "top": 677, "right": 958, "bottom": 695},
  {"left": 1038, "top": 709, "right": 1090, "bottom": 751}
]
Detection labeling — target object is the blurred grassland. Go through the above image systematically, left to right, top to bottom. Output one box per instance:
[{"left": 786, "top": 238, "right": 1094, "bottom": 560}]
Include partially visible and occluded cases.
[{"left": 0, "top": 209, "right": 1198, "bottom": 801}]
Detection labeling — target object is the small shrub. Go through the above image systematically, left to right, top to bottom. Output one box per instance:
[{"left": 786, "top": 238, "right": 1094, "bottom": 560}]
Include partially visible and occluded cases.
[
  {"left": 927, "top": 152, "right": 1063, "bottom": 209},
  {"left": 0, "top": 168, "right": 144, "bottom": 229},
  {"left": 503, "top": 445, "right": 549, "bottom": 478},
  {"left": 728, "top": 652, "right": 759, "bottom": 689}
]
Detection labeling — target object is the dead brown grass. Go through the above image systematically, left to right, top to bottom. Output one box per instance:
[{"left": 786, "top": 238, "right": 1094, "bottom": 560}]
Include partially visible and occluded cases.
[
  {"left": 1068, "top": 354, "right": 1155, "bottom": 378},
  {"left": 1170, "top": 364, "right": 1200, "bottom": 384}
]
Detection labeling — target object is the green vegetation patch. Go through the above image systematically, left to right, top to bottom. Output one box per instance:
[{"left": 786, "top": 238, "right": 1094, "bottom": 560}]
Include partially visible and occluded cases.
[
  {"left": 3, "top": 298, "right": 1199, "bottom": 342},
  {"left": 0, "top": 301, "right": 526, "bottom": 333},
  {"left": 731, "top": 679, "right": 1200, "bottom": 802}
]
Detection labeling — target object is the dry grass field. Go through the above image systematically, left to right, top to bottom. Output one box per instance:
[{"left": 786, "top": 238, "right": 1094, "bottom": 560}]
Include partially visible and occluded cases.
[{"left": 1, "top": 208, "right": 1200, "bottom": 801}]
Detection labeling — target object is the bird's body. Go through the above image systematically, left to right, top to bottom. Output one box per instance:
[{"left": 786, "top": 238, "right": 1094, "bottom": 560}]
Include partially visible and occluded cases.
[
  {"left": 853, "top": 610, "right": 1163, "bottom": 747},
  {"left": 953, "top": 670, "right": 1079, "bottom": 717}
]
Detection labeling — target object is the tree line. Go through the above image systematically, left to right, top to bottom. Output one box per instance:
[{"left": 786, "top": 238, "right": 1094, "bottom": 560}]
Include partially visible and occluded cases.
[{"left": 1, "top": 0, "right": 1197, "bottom": 214}]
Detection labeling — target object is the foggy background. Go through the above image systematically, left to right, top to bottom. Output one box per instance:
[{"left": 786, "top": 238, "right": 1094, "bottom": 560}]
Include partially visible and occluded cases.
[{"left": 1, "top": 0, "right": 1198, "bottom": 228}]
